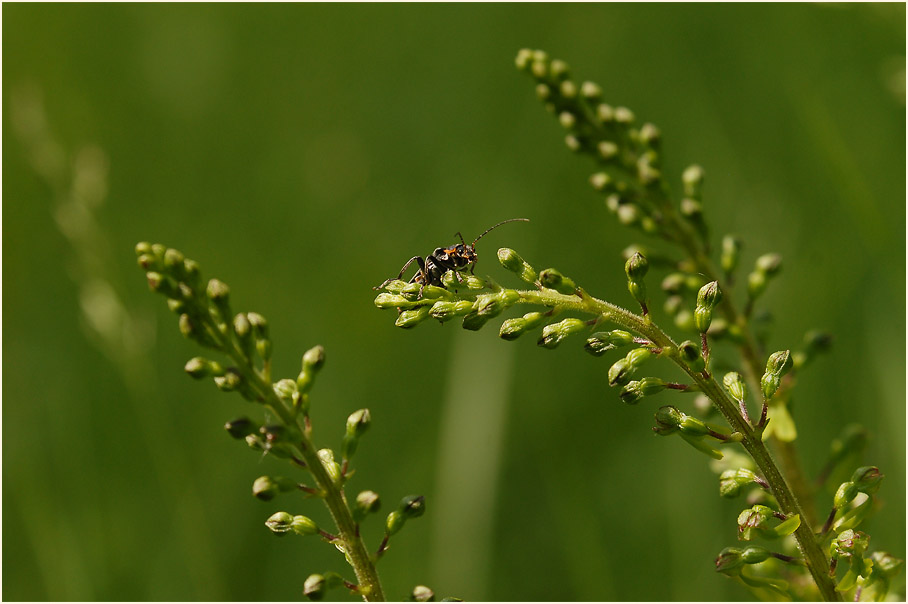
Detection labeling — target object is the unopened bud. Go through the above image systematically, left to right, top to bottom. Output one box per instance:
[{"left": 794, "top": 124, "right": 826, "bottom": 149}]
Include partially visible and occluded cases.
[
  {"left": 498, "top": 248, "right": 538, "bottom": 284},
  {"left": 539, "top": 268, "right": 577, "bottom": 295},
  {"left": 694, "top": 281, "right": 722, "bottom": 333},
  {"left": 537, "top": 318, "right": 586, "bottom": 349},
  {"left": 584, "top": 330, "right": 635, "bottom": 356},
  {"left": 679, "top": 340, "right": 705, "bottom": 373},
  {"left": 761, "top": 350, "right": 792, "bottom": 400}
]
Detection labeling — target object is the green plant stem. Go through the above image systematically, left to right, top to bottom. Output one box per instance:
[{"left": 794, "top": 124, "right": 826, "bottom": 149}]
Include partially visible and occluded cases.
[
  {"left": 659, "top": 209, "right": 820, "bottom": 527},
  {"left": 474, "top": 287, "right": 841, "bottom": 601},
  {"left": 204, "top": 317, "right": 386, "bottom": 601}
]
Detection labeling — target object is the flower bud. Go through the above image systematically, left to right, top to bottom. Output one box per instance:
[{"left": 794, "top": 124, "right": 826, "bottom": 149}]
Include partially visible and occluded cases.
[
  {"left": 614, "top": 106, "right": 635, "bottom": 124},
  {"left": 597, "top": 141, "right": 618, "bottom": 161},
  {"left": 682, "top": 165, "right": 704, "bottom": 199},
  {"left": 721, "top": 235, "right": 741, "bottom": 276},
  {"left": 498, "top": 248, "right": 538, "bottom": 284},
  {"left": 624, "top": 252, "right": 649, "bottom": 311},
  {"left": 539, "top": 268, "right": 577, "bottom": 295},
  {"left": 146, "top": 272, "right": 180, "bottom": 298},
  {"left": 206, "top": 278, "right": 231, "bottom": 319},
  {"left": 695, "top": 281, "right": 722, "bottom": 333},
  {"left": 374, "top": 292, "right": 419, "bottom": 309},
  {"left": 429, "top": 300, "right": 474, "bottom": 322},
  {"left": 396, "top": 306, "right": 431, "bottom": 328},
  {"left": 461, "top": 310, "right": 490, "bottom": 331},
  {"left": 499, "top": 311, "right": 548, "bottom": 341},
  {"left": 537, "top": 318, "right": 586, "bottom": 349},
  {"left": 584, "top": 329, "right": 634, "bottom": 356},
  {"left": 678, "top": 340, "right": 705, "bottom": 373},
  {"left": 608, "top": 348, "right": 651, "bottom": 386},
  {"left": 761, "top": 350, "right": 792, "bottom": 400},
  {"left": 184, "top": 356, "right": 223, "bottom": 379},
  {"left": 214, "top": 368, "right": 242, "bottom": 392},
  {"left": 722, "top": 372, "right": 746, "bottom": 403},
  {"left": 619, "top": 377, "right": 666, "bottom": 404},
  {"left": 653, "top": 405, "right": 683, "bottom": 435},
  {"left": 342, "top": 409, "right": 372, "bottom": 461},
  {"left": 225, "top": 417, "right": 258, "bottom": 439},
  {"left": 318, "top": 448, "right": 342, "bottom": 484},
  {"left": 851, "top": 466, "right": 883, "bottom": 494},
  {"left": 719, "top": 468, "right": 759, "bottom": 498},
  {"left": 252, "top": 475, "right": 298, "bottom": 501},
  {"left": 353, "top": 490, "right": 381, "bottom": 522},
  {"left": 399, "top": 494, "right": 426, "bottom": 520},
  {"left": 386, "top": 510, "right": 406, "bottom": 536},
  {"left": 265, "top": 511, "right": 294, "bottom": 534},
  {"left": 290, "top": 515, "right": 319, "bottom": 536},
  {"left": 303, "top": 573, "right": 326, "bottom": 600},
  {"left": 411, "top": 585, "right": 435, "bottom": 602}
]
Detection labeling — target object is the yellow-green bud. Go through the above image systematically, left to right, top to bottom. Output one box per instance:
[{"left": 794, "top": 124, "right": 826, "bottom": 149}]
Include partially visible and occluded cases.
[
  {"left": 682, "top": 164, "right": 704, "bottom": 199},
  {"left": 721, "top": 235, "right": 741, "bottom": 276},
  {"left": 498, "top": 248, "right": 538, "bottom": 284},
  {"left": 539, "top": 268, "right": 577, "bottom": 295},
  {"left": 695, "top": 281, "right": 722, "bottom": 333},
  {"left": 395, "top": 305, "right": 431, "bottom": 328},
  {"left": 499, "top": 311, "right": 548, "bottom": 341},
  {"left": 537, "top": 318, "right": 586, "bottom": 349},
  {"left": 584, "top": 329, "right": 635, "bottom": 356},
  {"left": 679, "top": 340, "right": 706, "bottom": 373},
  {"left": 761, "top": 350, "right": 792, "bottom": 400},
  {"left": 723, "top": 372, "right": 746, "bottom": 403},
  {"left": 619, "top": 377, "right": 666, "bottom": 404},
  {"left": 851, "top": 466, "right": 883, "bottom": 495},
  {"left": 353, "top": 490, "right": 381, "bottom": 522},
  {"left": 303, "top": 574, "right": 326, "bottom": 600},
  {"left": 411, "top": 585, "right": 435, "bottom": 602}
]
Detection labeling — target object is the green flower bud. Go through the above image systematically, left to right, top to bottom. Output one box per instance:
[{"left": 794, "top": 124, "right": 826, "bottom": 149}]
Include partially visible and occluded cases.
[
  {"left": 515, "top": 48, "right": 534, "bottom": 71},
  {"left": 549, "top": 59, "right": 569, "bottom": 80},
  {"left": 580, "top": 80, "right": 602, "bottom": 100},
  {"left": 559, "top": 81, "right": 578, "bottom": 101},
  {"left": 535, "top": 83, "right": 551, "bottom": 101},
  {"left": 597, "top": 103, "right": 615, "bottom": 123},
  {"left": 614, "top": 106, "right": 635, "bottom": 124},
  {"left": 558, "top": 111, "right": 577, "bottom": 130},
  {"left": 639, "top": 123, "right": 661, "bottom": 148},
  {"left": 597, "top": 141, "right": 618, "bottom": 161},
  {"left": 682, "top": 165, "right": 704, "bottom": 199},
  {"left": 589, "top": 171, "right": 612, "bottom": 191},
  {"left": 721, "top": 235, "right": 741, "bottom": 276},
  {"left": 135, "top": 241, "right": 154, "bottom": 256},
  {"left": 497, "top": 248, "right": 538, "bottom": 284},
  {"left": 624, "top": 251, "right": 649, "bottom": 281},
  {"left": 624, "top": 252, "right": 649, "bottom": 311},
  {"left": 756, "top": 253, "right": 783, "bottom": 275},
  {"left": 539, "top": 268, "right": 577, "bottom": 295},
  {"left": 747, "top": 270, "right": 767, "bottom": 300},
  {"left": 442, "top": 271, "right": 485, "bottom": 290},
  {"left": 146, "top": 272, "right": 180, "bottom": 298},
  {"left": 206, "top": 278, "right": 231, "bottom": 319},
  {"left": 694, "top": 281, "right": 722, "bottom": 333},
  {"left": 420, "top": 285, "right": 451, "bottom": 300},
  {"left": 475, "top": 290, "right": 519, "bottom": 318},
  {"left": 374, "top": 292, "right": 418, "bottom": 309},
  {"left": 429, "top": 300, "right": 474, "bottom": 322},
  {"left": 396, "top": 306, "right": 431, "bottom": 328},
  {"left": 461, "top": 310, "right": 490, "bottom": 331},
  {"left": 499, "top": 311, "right": 548, "bottom": 341},
  {"left": 233, "top": 312, "right": 254, "bottom": 357},
  {"left": 537, "top": 318, "right": 586, "bottom": 349},
  {"left": 584, "top": 329, "right": 635, "bottom": 356},
  {"left": 679, "top": 340, "right": 705, "bottom": 372},
  {"left": 608, "top": 348, "right": 651, "bottom": 386},
  {"left": 761, "top": 350, "right": 792, "bottom": 400},
  {"left": 184, "top": 356, "right": 223, "bottom": 379},
  {"left": 214, "top": 368, "right": 242, "bottom": 392},
  {"left": 723, "top": 372, "right": 746, "bottom": 403},
  {"left": 619, "top": 377, "right": 666, "bottom": 404},
  {"left": 273, "top": 378, "right": 298, "bottom": 404},
  {"left": 653, "top": 405, "right": 683, "bottom": 435},
  {"left": 342, "top": 409, "right": 372, "bottom": 461},
  {"left": 225, "top": 417, "right": 258, "bottom": 439},
  {"left": 259, "top": 424, "right": 302, "bottom": 459},
  {"left": 318, "top": 448, "right": 341, "bottom": 484},
  {"left": 851, "top": 466, "right": 883, "bottom": 494},
  {"left": 719, "top": 468, "right": 760, "bottom": 498},
  {"left": 252, "top": 476, "right": 298, "bottom": 501},
  {"left": 833, "top": 480, "right": 860, "bottom": 509},
  {"left": 353, "top": 490, "right": 381, "bottom": 522},
  {"left": 399, "top": 494, "right": 426, "bottom": 520},
  {"left": 386, "top": 510, "right": 405, "bottom": 536},
  {"left": 265, "top": 511, "right": 294, "bottom": 534},
  {"left": 290, "top": 515, "right": 319, "bottom": 536},
  {"left": 715, "top": 546, "right": 773, "bottom": 574},
  {"left": 303, "top": 573, "right": 326, "bottom": 600},
  {"left": 411, "top": 585, "right": 435, "bottom": 602}
]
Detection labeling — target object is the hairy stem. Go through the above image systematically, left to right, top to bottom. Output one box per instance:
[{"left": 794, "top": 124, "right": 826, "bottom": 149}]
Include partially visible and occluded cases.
[
  {"left": 482, "top": 287, "right": 841, "bottom": 601},
  {"left": 208, "top": 317, "right": 385, "bottom": 601}
]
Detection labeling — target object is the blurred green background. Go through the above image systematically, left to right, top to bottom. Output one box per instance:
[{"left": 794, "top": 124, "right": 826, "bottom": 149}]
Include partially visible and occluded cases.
[{"left": 3, "top": 3, "right": 905, "bottom": 601}]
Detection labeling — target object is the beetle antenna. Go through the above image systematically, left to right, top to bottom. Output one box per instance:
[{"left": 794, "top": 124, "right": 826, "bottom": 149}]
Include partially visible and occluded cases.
[
  {"left": 471, "top": 218, "right": 530, "bottom": 247},
  {"left": 454, "top": 231, "right": 466, "bottom": 246}
]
